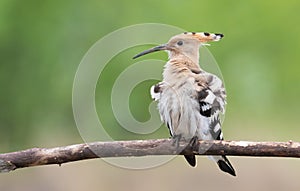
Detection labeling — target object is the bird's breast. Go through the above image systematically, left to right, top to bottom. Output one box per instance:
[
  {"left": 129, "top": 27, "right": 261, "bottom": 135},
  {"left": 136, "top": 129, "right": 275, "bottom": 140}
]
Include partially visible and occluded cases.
[{"left": 157, "top": 82, "right": 204, "bottom": 138}]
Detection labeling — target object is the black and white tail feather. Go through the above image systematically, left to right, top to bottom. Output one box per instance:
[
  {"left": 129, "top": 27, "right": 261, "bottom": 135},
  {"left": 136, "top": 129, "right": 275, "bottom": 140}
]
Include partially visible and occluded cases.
[{"left": 151, "top": 72, "right": 236, "bottom": 176}]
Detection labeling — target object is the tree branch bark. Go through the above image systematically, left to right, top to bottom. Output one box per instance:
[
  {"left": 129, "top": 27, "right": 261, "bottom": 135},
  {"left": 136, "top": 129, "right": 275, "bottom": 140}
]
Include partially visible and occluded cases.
[{"left": 1, "top": 139, "right": 299, "bottom": 173}]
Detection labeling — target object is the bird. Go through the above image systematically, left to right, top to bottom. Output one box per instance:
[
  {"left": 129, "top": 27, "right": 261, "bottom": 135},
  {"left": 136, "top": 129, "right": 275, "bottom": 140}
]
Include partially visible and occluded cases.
[{"left": 133, "top": 32, "right": 236, "bottom": 176}]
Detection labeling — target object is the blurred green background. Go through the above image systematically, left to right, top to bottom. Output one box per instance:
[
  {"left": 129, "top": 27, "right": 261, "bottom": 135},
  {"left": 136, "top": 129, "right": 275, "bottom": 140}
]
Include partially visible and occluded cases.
[{"left": 1, "top": 0, "right": 300, "bottom": 190}]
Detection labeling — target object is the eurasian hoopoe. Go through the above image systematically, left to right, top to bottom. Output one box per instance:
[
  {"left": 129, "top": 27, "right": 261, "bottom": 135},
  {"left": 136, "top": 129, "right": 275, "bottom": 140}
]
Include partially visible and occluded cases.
[{"left": 133, "top": 32, "right": 236, "bottom": 176}]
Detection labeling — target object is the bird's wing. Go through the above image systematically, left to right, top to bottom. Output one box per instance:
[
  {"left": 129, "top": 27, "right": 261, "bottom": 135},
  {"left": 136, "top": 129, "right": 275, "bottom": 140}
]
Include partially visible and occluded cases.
[
  {"left": 195, "top": 72, "right": 226, "bottom": 140},
  {"left": 196, "top": 72, "right": 236, "bottom": 176},
  {"left": 150, "top": 82, "right": 163, "bottom": 101}
]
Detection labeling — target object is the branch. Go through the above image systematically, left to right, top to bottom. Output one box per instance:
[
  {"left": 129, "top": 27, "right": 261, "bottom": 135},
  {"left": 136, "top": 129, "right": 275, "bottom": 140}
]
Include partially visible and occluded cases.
[{"left": 1, "top": 139, "right": 299, "bottom": 173}]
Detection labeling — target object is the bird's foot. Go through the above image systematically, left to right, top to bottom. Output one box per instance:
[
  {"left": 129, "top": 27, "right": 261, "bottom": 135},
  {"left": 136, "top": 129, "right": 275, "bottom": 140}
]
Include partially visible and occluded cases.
[
  {"left": 171, "top": 134, "right": 182, "bottom": 148},
  {"left": 188, "top": 136, "right": 199, "bottom": 151}
]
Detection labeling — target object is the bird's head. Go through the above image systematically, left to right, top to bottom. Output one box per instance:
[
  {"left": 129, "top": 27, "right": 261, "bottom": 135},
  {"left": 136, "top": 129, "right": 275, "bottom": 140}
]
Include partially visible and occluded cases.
[{"left": 133, "top": 32, "right": 224, "bottom": 62}]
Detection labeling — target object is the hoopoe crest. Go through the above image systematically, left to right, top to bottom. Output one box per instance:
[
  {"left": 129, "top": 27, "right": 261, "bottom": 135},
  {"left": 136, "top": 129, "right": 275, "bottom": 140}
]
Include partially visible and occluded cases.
[{"left": 133, "top": 32, "right": 236, "bottom": 176}]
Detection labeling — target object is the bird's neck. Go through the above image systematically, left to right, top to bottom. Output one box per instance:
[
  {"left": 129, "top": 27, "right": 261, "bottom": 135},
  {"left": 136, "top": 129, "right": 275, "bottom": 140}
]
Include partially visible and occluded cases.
[
  {"left": 168, "top": 50, "right": 200, "bottom": 65},
  {"left": 168, "top": 52, "right": 201, "bottom": 72},
  {"left": 163, "top": 55, "right": 202, "bottom": 85}
]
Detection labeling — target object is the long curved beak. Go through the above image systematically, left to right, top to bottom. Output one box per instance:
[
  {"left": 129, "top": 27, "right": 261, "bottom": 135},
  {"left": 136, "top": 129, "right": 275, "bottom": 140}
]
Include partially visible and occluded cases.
[{"left": 133, "top": 44, "right": 167, "bottom": 59}]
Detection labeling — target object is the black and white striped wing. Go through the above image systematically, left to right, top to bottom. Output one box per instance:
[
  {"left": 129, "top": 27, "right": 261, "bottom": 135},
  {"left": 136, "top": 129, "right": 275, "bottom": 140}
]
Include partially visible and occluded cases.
[
  {"left": 197, "top": 73, "right": 226, "bottom": 140},
  {"left": 198, "top": 73, "right": 236, "bottom": 176},
  {"left": 150, "top": 82, "right": 163, "bottom": 101}
]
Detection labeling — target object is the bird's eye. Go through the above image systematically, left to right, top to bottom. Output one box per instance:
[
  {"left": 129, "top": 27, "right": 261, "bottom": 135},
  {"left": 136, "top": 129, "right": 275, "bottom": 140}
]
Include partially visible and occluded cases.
[{"left": 177, "top": 41, "right": 183, "bottom": 46}]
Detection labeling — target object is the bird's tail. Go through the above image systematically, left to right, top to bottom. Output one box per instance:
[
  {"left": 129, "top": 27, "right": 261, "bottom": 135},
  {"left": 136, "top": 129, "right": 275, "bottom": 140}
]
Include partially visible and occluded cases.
[
  {"left": 184, "top": 155, "right": 196, "bottom": 167},
  {"left": 210, "top": 155, "right": 236, "bottom": 176}
]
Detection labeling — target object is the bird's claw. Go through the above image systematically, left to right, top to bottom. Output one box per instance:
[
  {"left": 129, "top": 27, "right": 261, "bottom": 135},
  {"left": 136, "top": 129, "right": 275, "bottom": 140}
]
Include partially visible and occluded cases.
[
  {"left": 172, "top": 134, "right": 182, "bottom": 148},
  {"left": 172, "top": 135, "right": 199, "bottom": 150},
  {"left": 189, "top": 136, "right": 199, "bottom": 151}
]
